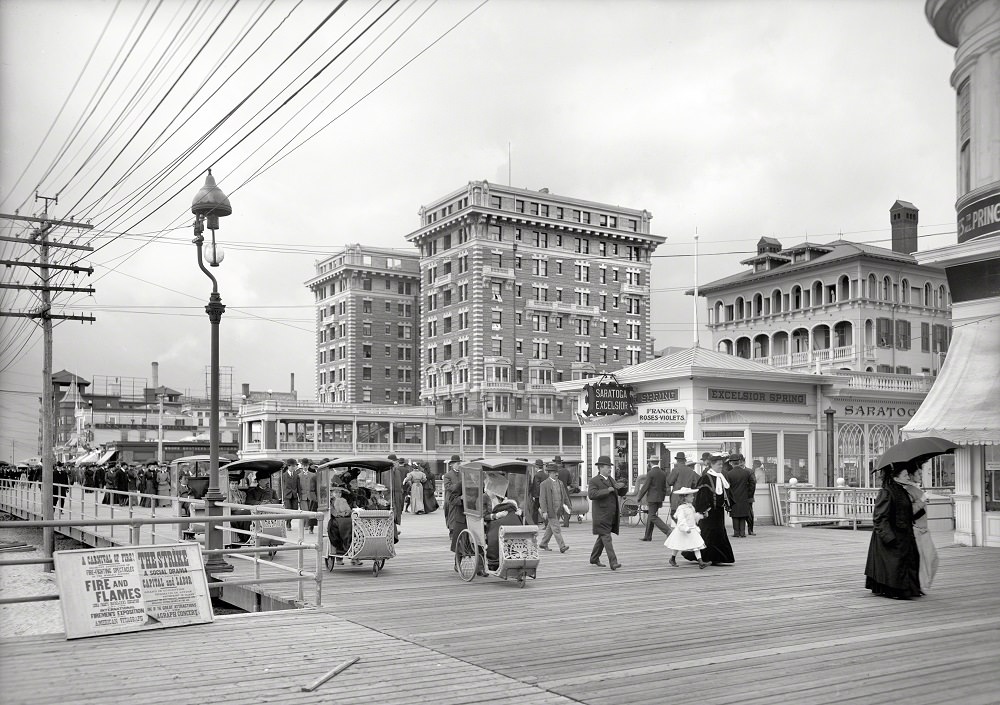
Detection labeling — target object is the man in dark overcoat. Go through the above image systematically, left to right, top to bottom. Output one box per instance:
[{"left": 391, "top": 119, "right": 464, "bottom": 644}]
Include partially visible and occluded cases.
[
  {"left": 725, "top": 453, "right": 756, "bottom": 538},
  {"left": 387, "top": 454, "right": 406, "bottom": 528},
  {"left": 443, "top": 455, "right": 466, "bottom": 552},
  {"left": 588, "top": 455, "right": 627, "bottom": 570},
  {"left": 665, "top": 455, "right": 701, "bottom": 514},
  {"left": 280, "top": 459, "right": 299, "bottom": 529},
  {"left": 529, "top": 459, "right": 547, "bottom": 525},
  {"left": 636, "top": 461, "right": 670, "bottom": 541}
]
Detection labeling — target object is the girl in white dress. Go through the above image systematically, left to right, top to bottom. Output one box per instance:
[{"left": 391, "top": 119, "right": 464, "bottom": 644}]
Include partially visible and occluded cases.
[{"left": 665, "top": 487, "right": 707, "bottom": 569}]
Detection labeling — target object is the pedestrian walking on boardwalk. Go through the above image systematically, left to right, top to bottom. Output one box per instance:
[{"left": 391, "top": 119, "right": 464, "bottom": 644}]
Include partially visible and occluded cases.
[
  {"left": 681, "top": 453, "right": 735, "bottom": 566},
  {"left": 725, "top": 453, "right": 755, "bottom": 538},
  {"left": 443, "top": 455, "right": 466, "bottom": 553},
  {"left": 589, "top": 455, "right": 627, "bottom": 570},
  {"left": 666, "top": 455, "right": 701, "bottom": 515},
  {"left": 281, "top": 459, "right": 299, "bottom": 529},
  {"left": 297, "top": 459, "right": 318, "bottom": 533},
  {"left": 529, "top": 459, "right": 546, "bottom": 525},
  {"left": 636, "top": 460, "right": 671, "bottom": 541},
  {"left": 865, "top": 462, "right": 922, "bottom": 600},
  {"left": 538, "top": 464, "right": 571, "bottom": 553},
  {"left": 666, "top": 487, "right": 706, "bottom": 568}
]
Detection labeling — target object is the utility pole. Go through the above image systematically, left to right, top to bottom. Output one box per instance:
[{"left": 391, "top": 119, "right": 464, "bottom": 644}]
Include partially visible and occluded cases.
[{"left": 0, "top": 197, "right": 94, "bottom": 569}]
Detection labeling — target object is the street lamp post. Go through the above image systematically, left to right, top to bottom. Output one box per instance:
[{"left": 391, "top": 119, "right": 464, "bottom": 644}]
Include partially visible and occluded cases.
[{"left": 191, "top": 169, "right": 233, "bottom": 575}]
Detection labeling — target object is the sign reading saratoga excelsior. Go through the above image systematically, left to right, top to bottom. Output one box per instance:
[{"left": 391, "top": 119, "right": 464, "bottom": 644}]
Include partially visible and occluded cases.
[
  {"left": 582, "top": 381, "right": 636, "bottom": 416},
  {"left": 54, "top": 543, "right": 213, "bottom": 640}
]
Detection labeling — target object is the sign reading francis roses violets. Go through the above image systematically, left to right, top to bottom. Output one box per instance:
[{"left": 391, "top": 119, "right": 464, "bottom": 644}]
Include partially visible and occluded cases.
[
  {"left": 582, "top": 382, "right": 636, "bottom": 416},
  {"left": 708, "top": 388, "right": 807, "bottom": 405},
  {"left": 54, "top": 543, "right": 213, "bottom": 640}
]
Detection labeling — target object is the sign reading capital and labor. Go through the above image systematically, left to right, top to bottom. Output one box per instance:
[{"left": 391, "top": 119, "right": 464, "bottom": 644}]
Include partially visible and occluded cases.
[
  {"left": 581, "top": 381, "right": 636, "bottom": 416},
  {"left": 54, "top": 543, "right": 213, "bottom": 640}
]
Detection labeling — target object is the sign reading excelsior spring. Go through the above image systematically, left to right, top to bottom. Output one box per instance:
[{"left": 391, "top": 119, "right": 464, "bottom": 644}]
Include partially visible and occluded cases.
[{"left": 54, "top": 543, "right": 213, "bottom": 640}]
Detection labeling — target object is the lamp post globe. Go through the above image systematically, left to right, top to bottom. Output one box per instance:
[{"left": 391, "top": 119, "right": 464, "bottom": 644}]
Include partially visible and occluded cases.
[{"left": 191, "top": 169, "right": 233, "bottom": 575}]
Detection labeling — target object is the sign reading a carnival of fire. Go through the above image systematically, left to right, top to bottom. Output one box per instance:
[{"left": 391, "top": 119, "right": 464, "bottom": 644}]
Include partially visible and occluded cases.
[{"left": 581, "top": 380, "right": 636, "bottom": 416}]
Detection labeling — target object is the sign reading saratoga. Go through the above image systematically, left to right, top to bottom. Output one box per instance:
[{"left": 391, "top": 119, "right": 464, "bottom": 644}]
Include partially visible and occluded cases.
[{"left": 581, "top": 381, "right": 636, "bottom": 416}]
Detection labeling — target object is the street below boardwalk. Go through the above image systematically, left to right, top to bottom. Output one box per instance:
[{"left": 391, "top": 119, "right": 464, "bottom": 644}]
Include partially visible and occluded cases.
[{"left": 2, "top": 511, "right": 999, "bottom": 704}]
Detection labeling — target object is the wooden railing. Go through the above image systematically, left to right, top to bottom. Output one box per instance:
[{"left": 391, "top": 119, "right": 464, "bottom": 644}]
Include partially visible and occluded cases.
[{"left": 0, "top": 480, "right": 325, "bottom": 606}]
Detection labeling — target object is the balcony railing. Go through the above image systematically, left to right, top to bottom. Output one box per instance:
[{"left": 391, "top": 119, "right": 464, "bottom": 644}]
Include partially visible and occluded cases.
[
  {"left": 482, "top": 266, "right": 515, "bottom": 279},
  {"left": 433, "top": 272, "right": 454, "bottom": 287},
  {"left": 621, "top": 283, "right": 645, "bottom": 295},
  {"left": 525, "top": 299, "right": 560, "bottom": 312},
  {"left": 836, "top": 371, "right": 934, "bottom": 393},
  {"left": 482, "top": 381, "right": 516, "bottom": 392}
]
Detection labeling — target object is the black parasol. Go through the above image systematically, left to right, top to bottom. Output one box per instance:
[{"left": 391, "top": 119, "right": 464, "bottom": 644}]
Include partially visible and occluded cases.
[{"left": 873, "top": 436, "right": 957, "bottom": 472}]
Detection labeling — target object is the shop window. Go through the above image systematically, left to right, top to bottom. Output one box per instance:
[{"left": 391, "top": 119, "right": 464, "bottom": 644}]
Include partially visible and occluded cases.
[
  {"left": 837, "top": 423, "right": 865, "bottom": 487},
  {"left": 751, "top": 432, "right": 778, "bottom": 483},
  {"left": 783, "top": 433, "right": 809, "bottom": 483},
  {"left": 985, "top": 446, "right": 1000, "bottom": 512}
]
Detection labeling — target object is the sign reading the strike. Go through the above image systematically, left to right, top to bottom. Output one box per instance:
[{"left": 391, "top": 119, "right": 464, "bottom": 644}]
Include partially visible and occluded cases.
[
  {"left": 581, "top": 382, "right": 636, "bottom": 416},
  {"left": 54, "top": 543, "right": 213, "bottom": 640}
]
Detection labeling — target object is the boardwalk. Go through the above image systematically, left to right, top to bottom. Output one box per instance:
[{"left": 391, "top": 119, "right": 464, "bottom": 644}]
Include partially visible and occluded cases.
[{"left": 3, "top": 494, "right": 1000, "bottom": 704}]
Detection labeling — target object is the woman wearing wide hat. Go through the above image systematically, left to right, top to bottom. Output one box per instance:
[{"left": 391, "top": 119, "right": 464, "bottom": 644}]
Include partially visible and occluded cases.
[
  {"left": 681, "top": 453, "right": 735, "bottom": 566},
  {"left": 864, "top": 462, "right": 922, "bottom": 599}
]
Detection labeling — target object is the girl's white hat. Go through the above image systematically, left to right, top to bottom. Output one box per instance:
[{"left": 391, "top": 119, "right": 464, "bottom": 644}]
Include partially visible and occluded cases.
[{"left": 672, "top": 486, "right": 698, "bottom": 495}]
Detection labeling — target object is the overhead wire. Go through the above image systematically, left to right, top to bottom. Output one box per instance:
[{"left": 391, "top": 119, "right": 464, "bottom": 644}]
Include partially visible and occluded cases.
[
  {"left": 0, "top": 0, "right": 125, "bottom": 209},
  {"left": 12, "top": 0, "right": 162, "bottom": 215}
]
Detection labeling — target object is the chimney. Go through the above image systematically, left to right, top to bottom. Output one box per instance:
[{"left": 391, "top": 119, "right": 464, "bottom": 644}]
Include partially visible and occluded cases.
[
  {"left": 890, "top": 200, "right": 919, "bottom": 254},
  {"left": 151, "top": 361, "right": 159, "bottom": 390},
  {"left": 290, "top": 373, "right": 295, "bottom": 393},
  {"left": 241, "top": 383, "right": 250, "bottom": 398}
]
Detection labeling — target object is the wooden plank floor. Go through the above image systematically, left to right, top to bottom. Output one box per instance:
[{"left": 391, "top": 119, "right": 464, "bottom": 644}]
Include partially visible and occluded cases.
[{"left": 3, "top": 488, "right": 1000, "bottom": 704}]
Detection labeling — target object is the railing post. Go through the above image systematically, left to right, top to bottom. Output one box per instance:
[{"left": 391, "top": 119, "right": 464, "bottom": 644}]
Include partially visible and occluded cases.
[
  {"left": 787, "top": 485, "right": 798, "bottom": 526},
  {"left": 836, "top": 487, "right": 847, "bottom": 526},
  {"left": 109, "top": 494, "right": 115, "bottom": 539},
  {"left": 297, "top": 521, "right": 305, "bottom": 604},
  {"left": 130, "top": 522, "right": 141, "bottom": 546}
]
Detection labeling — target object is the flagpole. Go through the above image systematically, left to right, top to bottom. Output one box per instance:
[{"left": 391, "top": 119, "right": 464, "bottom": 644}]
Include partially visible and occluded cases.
[{"left": 693, "top": 230, "right": 700, "bottom": 347}]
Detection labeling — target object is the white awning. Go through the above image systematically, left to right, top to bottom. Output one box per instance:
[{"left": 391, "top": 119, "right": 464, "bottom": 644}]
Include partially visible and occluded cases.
[
  {"left": 904, "top": 315, "right": 1000, "bottom": 445},
  {"left": 97, "top": 449, "right": 118, "bottom": 464},
  {"left": 74, "top": 451, "right": 100, "bottom": 466}
]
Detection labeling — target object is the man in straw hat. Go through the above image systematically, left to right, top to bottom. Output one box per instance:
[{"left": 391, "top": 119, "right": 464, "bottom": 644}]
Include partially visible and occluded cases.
[{"left": 588, "top": 455, "right": 628, "bottom": 570}]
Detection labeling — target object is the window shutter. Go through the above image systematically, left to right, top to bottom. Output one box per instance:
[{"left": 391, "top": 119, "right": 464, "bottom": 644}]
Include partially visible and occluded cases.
[{"left": 921, "top": 323, "right": 930, "bottom": 352}]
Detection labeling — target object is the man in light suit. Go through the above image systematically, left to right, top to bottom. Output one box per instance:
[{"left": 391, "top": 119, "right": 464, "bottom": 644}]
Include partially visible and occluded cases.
[
  {"left": 281, "top": 458, "right": 299, "bottom": 529},
  {"left": 296, "top": 459, "right": 318, "bottom": 533},
  {"left": 636, "top": 459, "right": 670, "bottom": 541},
  {"left": 538, "top": 464, "right": 571, "bottom": 553}
]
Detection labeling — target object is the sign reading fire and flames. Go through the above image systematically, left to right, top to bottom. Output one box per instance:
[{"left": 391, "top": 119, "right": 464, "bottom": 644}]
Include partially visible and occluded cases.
[
  {"left": 581, "top": 381, "right": 636, "bottom": 417},
  {"left": 54, "top": 543, "right": 213, "bottom": 640}
]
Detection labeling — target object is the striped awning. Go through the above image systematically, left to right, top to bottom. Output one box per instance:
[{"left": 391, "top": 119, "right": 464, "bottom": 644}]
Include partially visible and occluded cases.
[{"left": 904, "top": 315, "right": 1000, "bottom": 445}]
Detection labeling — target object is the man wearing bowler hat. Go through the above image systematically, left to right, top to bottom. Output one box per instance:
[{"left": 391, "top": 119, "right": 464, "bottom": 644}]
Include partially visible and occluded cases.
[
  {"left": 443, "top": 454, "right": 466, "bottom": 553},
  {"left": 588, "top": 455, "right": 628, "bottom": 570},
  {"left": 636, "top": 458, "right": 670, "bottom": 542}
]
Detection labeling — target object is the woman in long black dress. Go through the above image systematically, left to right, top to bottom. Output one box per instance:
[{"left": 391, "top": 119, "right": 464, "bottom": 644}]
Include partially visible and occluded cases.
[
  {"left": 682, "top": 454, "right": 735, "bottom": 565},
  {"left": 865, "top": 463, "right": 921, "bottom": 599}
]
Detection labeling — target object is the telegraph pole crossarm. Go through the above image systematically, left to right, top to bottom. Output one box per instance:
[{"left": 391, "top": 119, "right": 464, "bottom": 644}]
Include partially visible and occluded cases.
[
  {"left": 0, "top": 259, "right": 93, "bottom": 274},
  {"left": 0, "top": 284, "right": 95, "bottom": 293},
  {"left": 0, "top": 312, "right": 96, "bottom": 321}
]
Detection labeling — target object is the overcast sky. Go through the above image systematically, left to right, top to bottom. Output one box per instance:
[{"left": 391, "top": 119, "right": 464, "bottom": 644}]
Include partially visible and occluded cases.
[{"left": 0, "top": 0, "right": 958, "bottom": 463}]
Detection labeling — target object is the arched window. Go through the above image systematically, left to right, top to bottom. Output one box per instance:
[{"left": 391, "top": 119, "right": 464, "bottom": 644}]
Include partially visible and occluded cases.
[
  {"left": 867, "top": 273, "right": 877, "bottom": 300},
  {"left": 838, "top": 275, "right": 850, "bottom": 301},
  {"left": 882, "top": 276, "right": 892, "bottom": 302},
  {"left": 900, "top": 278, "right": 910, "bottom": 303},
  {"left": 811, "top": 280, "right": 824, "bottom": 307},
  {"left": 924, "top": 282, "right": 932, "bottom": 307},
  {"left": 791, "top": 285, "right": 802, "bottom": 309},
  {"left": 938, "top": 285, "right": 947, "bottom": 309},
  {"left": 771, "top": 289, "right": 783, "bottom": 313},
  {"left": 753, "top": 293, "right": 763, "bottom": 317},
  {"left": 735, "top": 296, "right": 745, "bottom": 319},
  {"left": 715, "top": 301, "right": 725, "bottom": 323},
  {"left": 717, "top": 339, "right": 733, "bottom": 355},
  {"left": 838, "top": 422, "right": 865, "bottom": 487}
]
